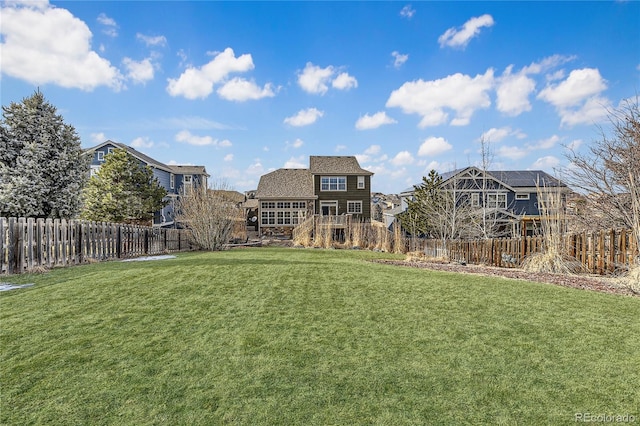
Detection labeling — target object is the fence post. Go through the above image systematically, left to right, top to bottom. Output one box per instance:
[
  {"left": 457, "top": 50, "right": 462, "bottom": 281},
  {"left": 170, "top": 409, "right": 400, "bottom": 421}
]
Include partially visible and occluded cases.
[{"left": 7, "top": 218, "right": 17, "bottom": 275}]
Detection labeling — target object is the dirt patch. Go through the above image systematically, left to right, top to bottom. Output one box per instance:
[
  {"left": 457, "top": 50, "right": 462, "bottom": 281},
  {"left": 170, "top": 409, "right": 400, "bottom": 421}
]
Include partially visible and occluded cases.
[{"left": 374, "top": 259, "right": 639, "bottom": 298}]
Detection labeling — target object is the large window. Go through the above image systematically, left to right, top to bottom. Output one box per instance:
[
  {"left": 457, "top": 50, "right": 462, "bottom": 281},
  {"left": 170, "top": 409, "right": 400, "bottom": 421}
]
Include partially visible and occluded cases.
[
  {"left": 321, "top": 176, "right": 346, "bottom": 191},
  {"left": 486, "top": 193, "right": 507, "bottom": 209},
  {"left": 261, "top": 200, "right": 307, "bottom": 226},
  {"left": 347, "top": 201, "right": 363, "bottom": 214}
]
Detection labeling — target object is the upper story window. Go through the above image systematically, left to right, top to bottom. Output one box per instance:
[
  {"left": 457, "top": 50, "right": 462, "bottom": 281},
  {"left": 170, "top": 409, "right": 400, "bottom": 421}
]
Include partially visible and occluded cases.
[
  {"left": 107, "top": 147, "right": 114, "bottom": 155},
  {"left": 97, "top": 151, "right": 104, "bottom": 162},
  {"left": 170, "top": 174, "right": 175, "bottom": 190},
  {"left": 184, "top": 175, "right": 192, "bottom": 185},
  {"left": 321, "top": 176, "right": 346, "bottom": 191},
  {"left": 357, "top": 176, "right": 365, "bottom": 189},
  {"left": 471, "top": 193, "right": 480, "bottom": 207},
  {"left": 486, "top": 193, "right": 507, "bottom": 209},
  {"left": 515, "top": 193, "right": 530, "bottom": 200}
]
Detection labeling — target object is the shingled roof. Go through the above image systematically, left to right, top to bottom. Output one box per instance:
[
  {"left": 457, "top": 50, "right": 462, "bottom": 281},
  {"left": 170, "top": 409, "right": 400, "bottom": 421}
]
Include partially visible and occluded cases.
[
  {"left": 309, "top": 156, "right": 373, "bottom": 175},
  {"left": 169, "top": 165, "right": 210, "bottom": 177},
  {"left": 255, "top": 169, "right": 316, "bottom": 199},
  {"left": 487, "top": 170, "right": 566, "bottom": 188}
]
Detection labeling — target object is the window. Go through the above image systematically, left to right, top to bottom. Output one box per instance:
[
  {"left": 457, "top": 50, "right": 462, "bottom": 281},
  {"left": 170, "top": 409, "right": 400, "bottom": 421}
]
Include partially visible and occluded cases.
[
  {"left": 107, "top": 147, "right": 114, "bottom": 155},
  {"left": 97, "top": 151, "right": 104, "bottom": 161},
  {"left": 170, "top": 174, "right": 175, "bottom": 189},
  {"left": 184, "top": 175, "right": 192, "bottom": 184},
  {"left": 320, "top": 176, "right": 346, "bottom": 191},
  {"left": 357, "top": 176, "right": 365, "bottom": 189},
  {"left": 471, "top": 193, "right": 480, "bottom": 207},
  {"left": 486, "top": 193, "right": 507, "bottom": 209},
  {"left": 515, "top": 193, "right": 530, "bottom": 200},
  {"left": 292, "top": 201, "right": 306, "bottom": 209},
  {"left": 347, "top": 201, "right": 363, "bottom": 214},
  {"left": 261, "top": 202, "right": 275, "bottom": 209},
  {"left": 277, "top": 202, "right": 291, "bottom": 209},
  {"left": 261, "top": 211, "right": 275, "bottom": 225}
]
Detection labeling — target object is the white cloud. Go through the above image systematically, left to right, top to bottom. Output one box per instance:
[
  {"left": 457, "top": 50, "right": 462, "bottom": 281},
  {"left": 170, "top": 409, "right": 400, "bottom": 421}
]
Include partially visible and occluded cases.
[
  {"left": 0, "top": 2, "right": 124, "bottom": 90},
  {"left": 400, "top": 5, "right": 415, "bottom": 19},
  {"left": 97, "top": 13, "right": 117, "bottom": 37},
  {"left": 438, "top": 14, "right": 494, "bottom": 49},
  {"left": 136, "top": 33, "right": 167, "bottom": 47},
  {"left": 166, "top": 47, "right": 254, "bottom": 99},
  {"left": 391, "top": 51, "right": 409, "bottom": 68},
  {"left": 522, "top": 54, "right": 576, "bottom": 75},
  {"left": 123, "top": 57, "right": 154, "bottom": 84},
  {"left": 297, "top": 62, "right": 357, "bottom": 94},
  {"left": 298, "top": 62, "right": 334, "bottom": 95},
  {"left": 496, "top": 65, "right": 535, "bottom": 116},
  {"left": 537, "top": 68, "right": 609, "bottom": 126},
  {"left": 538, "top": 68, "right": 607, "bottom": 108},
  {"left": 386, "top": 69, "right": 494, "bottom": 127},
  {"left": 332, "top": 72, "right": 358, "bottom": 90},
  {"left": 217, "top": 78, "right": 275, "bottom": 101},
  {"left": 284, "top": 108, "right": 324, "bottom": 127},
  {"left": 355, "top": 112, "right": 397, "bottom": 130},
  {"left": 479, "top": 127, "right": 514, "bottom": 143},
  {"left": 175, "top": 130, "right": 232, "bottom": 147},
  {"left": 90, "top": 132, "right": 107, "bottom": 143},
  {"left": 530, "top": 135, "right": 560, "bottom": 150},
  {"left": 131, "top": 136, "right": 154, "bottom": 149},
  {"left": 418, "top": 137, "right": 453, "bottom": 157},
  {"left": 286, "top": 138, "right": 304, "bottom": 149},
  {"left": 566, "top": 139, "right": 583, "bottom": 151},
  {"left": 335, "top": 145, "right": 347, "bottom": 152},
  {"left": 364, "top": 145, "right": 381, "bottom": 155},
  {"left": 496, "top": 145, "right": 529, "bottom": 160},
  {"left": 390, "top": 151, "right": 415, "bottom": 166},
  {"left": 224, "top": 154, "right": 234, "bottom": 162},
  {"left": 284, "top": 156, "right": 307, "bottom": 168},
  {"left": 530, "top": 156, "right": 560, "bottom": 170},
  {"left": 246, "top": 160, "right": 264, "bottom": 175}
]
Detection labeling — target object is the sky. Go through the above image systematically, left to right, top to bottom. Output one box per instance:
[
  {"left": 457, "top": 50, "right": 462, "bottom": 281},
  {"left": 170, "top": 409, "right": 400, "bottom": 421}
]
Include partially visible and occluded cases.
[{"left": 1, "top": 1, "right": 639, "bottom": 194}]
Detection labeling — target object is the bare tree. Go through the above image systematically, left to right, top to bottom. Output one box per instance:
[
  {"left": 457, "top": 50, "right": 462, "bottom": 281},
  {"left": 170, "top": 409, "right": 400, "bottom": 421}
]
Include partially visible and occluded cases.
[
  {"left": 564, "top": 97, "right": 640, "bottom": 253},
  {"left": 175, "top": 181, "right": 244, "bottom": 251}
]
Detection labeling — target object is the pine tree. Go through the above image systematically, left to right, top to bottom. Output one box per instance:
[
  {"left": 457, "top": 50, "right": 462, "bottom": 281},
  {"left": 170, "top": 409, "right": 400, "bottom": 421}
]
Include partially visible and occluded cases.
[
  {"left": 0, "top": 91, "right": 90, "bottom": 218},
  {"left": 82, "top": 148, "right": 167, "bottom": 225},
  {"left": 398, "top": 169, "right": 443, "bottom": 237}
]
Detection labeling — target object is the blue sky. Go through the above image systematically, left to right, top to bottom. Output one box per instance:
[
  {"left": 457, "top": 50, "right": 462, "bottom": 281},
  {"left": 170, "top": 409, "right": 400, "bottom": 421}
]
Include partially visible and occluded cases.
[{"left": 1, "top": 1, "right": 638, "bottom": 193}]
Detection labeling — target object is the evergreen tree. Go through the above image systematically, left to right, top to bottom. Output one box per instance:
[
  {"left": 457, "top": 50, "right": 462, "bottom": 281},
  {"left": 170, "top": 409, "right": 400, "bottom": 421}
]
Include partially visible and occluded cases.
[
  {"left": 0, "top": 91, "right": 90, "bottom": 218},
  {"left": 82, "top": 148, "right": 167, "bottom": 225},
  {"left": 398, "top": 169, "right": 443, "bottom": 237}
]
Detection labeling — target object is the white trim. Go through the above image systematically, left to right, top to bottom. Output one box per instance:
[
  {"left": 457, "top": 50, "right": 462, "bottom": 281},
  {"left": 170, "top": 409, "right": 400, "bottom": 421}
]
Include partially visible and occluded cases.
[
  {"left": 97, "top": 151, "right": 104, "bottom": 161},
  {"left": 170, "top": 173, "right": 175, "bottom": 190},
  {"left": 357, "top": 175, "right": 365, "bottom": 189},
  {"left": 320, "top": 176, "right": 347, "bottom": 191},
  {"left": 515, "top": 192, "right": 530, "bottom": 200},
  {"left": 320, "top": 200, "right": 339, "bottom": 215},
  {"left": 347, "top": 200, "right": 363, "bottom": 214}
]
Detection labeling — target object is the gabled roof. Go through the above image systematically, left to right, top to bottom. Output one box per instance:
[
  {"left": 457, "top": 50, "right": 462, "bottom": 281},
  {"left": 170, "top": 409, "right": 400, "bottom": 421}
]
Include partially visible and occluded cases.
[
  {"left": 86, "top": 140, "right": 208, "bottom": 176},
  {"left": 309, "top": 156, "right": 373, "bottom": 175},
  {"left": 169, "top": 165, "right": 210, "bottom": 177},
  {"left": 255, "top": 169, "right": 316, "bottom": 199},
  {"left": 487, "top": 170, "right": 566, "bottom": 188}
]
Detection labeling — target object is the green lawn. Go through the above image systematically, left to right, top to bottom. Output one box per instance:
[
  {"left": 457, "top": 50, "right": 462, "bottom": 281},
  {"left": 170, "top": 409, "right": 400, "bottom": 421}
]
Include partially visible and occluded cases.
[{"left": 1, "top": 248, "right": 638, "bottom": 425}]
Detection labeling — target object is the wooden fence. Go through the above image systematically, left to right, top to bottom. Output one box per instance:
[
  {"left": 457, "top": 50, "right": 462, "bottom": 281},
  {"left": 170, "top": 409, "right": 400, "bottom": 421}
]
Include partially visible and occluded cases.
[
  {"left": 1, "top": 217, "right": 196, "bottom": 275},
  {"left": 424, "top": 228, "right": 638, "bottom": 275}
]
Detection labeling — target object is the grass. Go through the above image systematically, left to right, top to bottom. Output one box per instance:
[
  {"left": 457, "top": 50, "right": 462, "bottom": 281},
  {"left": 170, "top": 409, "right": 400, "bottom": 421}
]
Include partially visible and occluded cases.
[{"left": 1, "top": 248, "right": 639, "bottom": 425}]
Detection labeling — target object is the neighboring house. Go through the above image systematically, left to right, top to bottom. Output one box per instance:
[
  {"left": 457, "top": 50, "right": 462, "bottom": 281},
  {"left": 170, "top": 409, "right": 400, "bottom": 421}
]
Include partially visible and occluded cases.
[
  {"left": 86, "top": 140, "right": 209, "bottom": 227},
  {"left": 255, "top": 156, "right": 374, "bottom": 237},
  {"left": 399, "top": 167, "right": 571, "bottom": 237}
]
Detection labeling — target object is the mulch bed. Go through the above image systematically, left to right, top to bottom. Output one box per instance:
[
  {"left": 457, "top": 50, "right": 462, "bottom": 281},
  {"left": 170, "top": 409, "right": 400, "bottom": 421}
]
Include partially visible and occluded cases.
[{"left": 374, "top": 259, "right": 639, "bottom": 298}]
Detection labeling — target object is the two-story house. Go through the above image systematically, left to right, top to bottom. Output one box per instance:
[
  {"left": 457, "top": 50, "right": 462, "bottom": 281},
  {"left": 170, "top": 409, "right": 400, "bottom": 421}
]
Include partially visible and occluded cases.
[
  {"left": 86, "top": 140, "right": 209, "bottom": 227},
  {"left": 255, "top": 156, "right": 373, "bottom": 237},
  {"left": 400, "top": 167, "right": 571, "bottom": 237}
]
